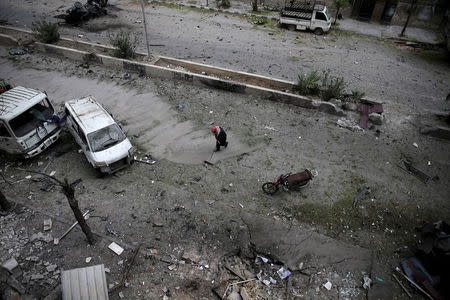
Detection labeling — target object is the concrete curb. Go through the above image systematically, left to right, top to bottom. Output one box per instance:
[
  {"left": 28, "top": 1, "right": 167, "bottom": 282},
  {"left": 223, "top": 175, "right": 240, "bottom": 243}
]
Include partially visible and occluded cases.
[
  {"left": 0, "top": 27, "right": 351, "bottom": 116},
  {"left": 0, "top": 33, "right": 18, "bottom": 46}
]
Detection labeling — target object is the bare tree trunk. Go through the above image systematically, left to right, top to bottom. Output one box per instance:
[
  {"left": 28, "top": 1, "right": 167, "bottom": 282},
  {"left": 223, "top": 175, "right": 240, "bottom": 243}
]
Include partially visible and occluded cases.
[
  {"left": 400, "top": 0, "right": 417, "bottom": 36},
  {"left": 334, "top": 8, "right": 340, "bottom": 25},
  {"left": 61, "top": 179, "right": 95, "bottom": 245},
  {"left": 0, "top": 190, "right": 12, "bottom": 211}
]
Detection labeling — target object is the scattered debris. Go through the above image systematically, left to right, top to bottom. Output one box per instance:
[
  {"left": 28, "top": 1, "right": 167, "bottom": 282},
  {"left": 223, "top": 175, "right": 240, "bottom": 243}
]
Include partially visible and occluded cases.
[
  {"left": 62, "top": 0, "right": 107, "bottom": 24},
  {"left": 9, "top": 48, "right": 28, "bottom": 55},
  {"left": 358, "top": 102, "right": 383, "bottom": 129},
  {"left": 337, "top": 117, "right": 363, "bottom": 131},
  {"left": 412, "top": 142, "right": 419, "bottom": 148},
  {"left": 397, "top": 159, "right": 433, "bottom": 184},
  {"left": 352, "top": 186, "right": 370, "bottom": 207},
  {"left": 54, "top": 210, "right": 90, "bottom": 245},
  {"left": 43, "top": 219, "right": 52, "bottom": 231},
  {"left": 108, "top": 242, "right": 124, "bottom": 256},
  {"left": 255, "top": 256, "right": 268, "bottom": 264},
  {"left": 2, "top": 257, "right": 18, "bottom": 271},
  {"left": 86, "top": 257, "right": 92, "bottom": 263},
  {"left": 276, "top": 267, "right": 292, "bottom": 280},
  {"left": 395, "top": 267, "right": 434, "bottom": 300},
  {"left": 392, "top": 273, "right": 412, "bottom": 298},
  {"left": 362, "top": 275, "right": 371, "bottom": 289},
  {"left": 323, "top": 281, "right": 332, "bottom": 290}
]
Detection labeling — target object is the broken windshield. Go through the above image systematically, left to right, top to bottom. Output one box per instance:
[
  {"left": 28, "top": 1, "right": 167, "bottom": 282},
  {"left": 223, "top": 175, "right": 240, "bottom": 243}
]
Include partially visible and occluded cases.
[
  {"left": 9, "top": 99, "right": 53, "bottom": 137},
  {"left": 87, "top": 124, "right": 126, "bottom": 152}
]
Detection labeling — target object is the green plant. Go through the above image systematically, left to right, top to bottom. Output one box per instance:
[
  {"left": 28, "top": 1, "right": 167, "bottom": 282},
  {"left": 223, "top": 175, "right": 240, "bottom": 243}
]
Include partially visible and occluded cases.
[
  {"left": 216, "top": 0, "right": 230, "bottom": 8},
  {"left": 333, "top": 0, "right": 350, "bottom": 25},
  {"left": 32, "top": 21, "right": 60, "bottom": 44},
  {"left": 109, "top": 31, "right": 137, "bottom": 59},
  {"left": 295, "top": 71, "right": 321, "bottom": 95},
  {"left": 321, "top": 71, "right": 347, "bottom": 101},
  {"left": 350, "top": 90, "right": 365, "bottom": 101}
]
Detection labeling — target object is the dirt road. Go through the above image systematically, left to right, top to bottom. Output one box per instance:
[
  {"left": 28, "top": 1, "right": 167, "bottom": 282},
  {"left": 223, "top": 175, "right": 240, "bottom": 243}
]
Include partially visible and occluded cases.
[{"left": 0, "top": 0, "right": 449, "bottom": 112}]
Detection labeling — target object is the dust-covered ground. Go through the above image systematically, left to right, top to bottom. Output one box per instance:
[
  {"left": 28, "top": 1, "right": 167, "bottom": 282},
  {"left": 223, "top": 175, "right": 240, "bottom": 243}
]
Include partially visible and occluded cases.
[
  {"left": 0, "top": 0, "right": 449, "bottom": 114},
  {"left": 0, "top": 31, "right": 449, "bottom": 299}
]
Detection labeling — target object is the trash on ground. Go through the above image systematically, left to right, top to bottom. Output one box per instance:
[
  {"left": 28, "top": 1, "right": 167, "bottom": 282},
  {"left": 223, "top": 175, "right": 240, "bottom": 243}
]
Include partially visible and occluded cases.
[
  {"left": 9, "top": 48, "right": 28, "bottom": 55},
  {"left": 337, "top": 117, "right": 363, "bottom": 131},
  {"left": 413, "top": 142, "right": 418, "bottom": 148},
  {"left": 398, "top": 159, "right": 432, "bottom": 183},
  {"left": 49, "top": 170, "right": 56, "bottom": 177},
  {"left": 352, "top": 186, "right": 370, "bottom": 207},
  {"left": 43, "top": 219, "right": 52, "bottom": 231},
  {"left": 108, "top": 242, "right": 124, "bottom": 256},
  {"left": 255, "top": 256, "right": 268, "bottom": 264},
  {"left": 85, "top": 257, "right": 92, "bottom": 263},
  {"left": 277, "top": 267, "right": 292, "bottom": 280},
  {"left": 362, "top": 275, "right": 372, "bottom": 289},
  {"left": 323, "top": 281, "right": 332, "bottom": 290}
]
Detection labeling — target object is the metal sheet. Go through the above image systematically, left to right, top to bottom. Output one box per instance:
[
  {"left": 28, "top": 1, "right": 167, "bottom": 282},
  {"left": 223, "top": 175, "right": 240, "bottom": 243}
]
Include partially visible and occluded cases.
[{"left": 62, "top": 264, "right": 109, "bottom": 300}]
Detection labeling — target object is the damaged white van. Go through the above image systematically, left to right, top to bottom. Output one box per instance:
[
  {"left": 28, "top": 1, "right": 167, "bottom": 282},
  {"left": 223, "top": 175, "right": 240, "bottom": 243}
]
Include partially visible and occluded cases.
[
  {"left": 0, "top": 86, "right": 61, "bottom": 158},
  {"left": 65, "top": 96, "right": 134, "bottom": 174}
]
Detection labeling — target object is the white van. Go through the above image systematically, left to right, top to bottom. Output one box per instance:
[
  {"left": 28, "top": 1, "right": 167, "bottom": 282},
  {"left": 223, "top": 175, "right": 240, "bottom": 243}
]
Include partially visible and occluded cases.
[
  {"left": 0, "top": 86, "right": 61, "bottom": 158},
  {"left": 65, "top": 96, "right": 134, "bottom": 174}
]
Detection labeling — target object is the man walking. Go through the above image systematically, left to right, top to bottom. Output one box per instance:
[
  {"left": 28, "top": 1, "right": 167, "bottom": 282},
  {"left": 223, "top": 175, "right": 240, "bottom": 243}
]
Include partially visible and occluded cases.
[{"left": 210, "top": 125, "right": 228, "bottom": 151}]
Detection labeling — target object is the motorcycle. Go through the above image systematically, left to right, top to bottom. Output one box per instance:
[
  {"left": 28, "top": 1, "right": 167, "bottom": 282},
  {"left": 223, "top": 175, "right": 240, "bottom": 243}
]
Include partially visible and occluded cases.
[{"left": 262, "top": 169, "right": 316, "bottom": 195}]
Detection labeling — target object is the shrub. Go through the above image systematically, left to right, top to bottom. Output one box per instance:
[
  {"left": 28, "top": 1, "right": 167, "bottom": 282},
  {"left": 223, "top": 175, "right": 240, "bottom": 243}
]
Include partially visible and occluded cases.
[
  {"left": 217, "top": 0, "right": 230, "bottom": 8},
  {"left": 32, "top": 21, "right": 60, "bottom": 44},
  {"left": 109, "top": 31, "right": 137, "bottom": 59},
  {"left": 295, "top": 71, "right": 321, "bottom": 95},
  {"left": 321, "top": 71, "right": 347, "bottom": 101},
  {"left": 349, "top": 90, "right": 365, "bottom": 101}
]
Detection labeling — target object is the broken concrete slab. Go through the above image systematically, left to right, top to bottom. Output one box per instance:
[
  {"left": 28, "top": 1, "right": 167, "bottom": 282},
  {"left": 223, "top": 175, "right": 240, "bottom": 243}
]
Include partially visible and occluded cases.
[
  {"left": 420, "top": 125, "right": 450, "bottom": 140},
  {"left": 241, "top": 213, "right": 371, "bottom": 274},
  {"left": 2, "top": 257, "right": 18, "bottom": 271}
]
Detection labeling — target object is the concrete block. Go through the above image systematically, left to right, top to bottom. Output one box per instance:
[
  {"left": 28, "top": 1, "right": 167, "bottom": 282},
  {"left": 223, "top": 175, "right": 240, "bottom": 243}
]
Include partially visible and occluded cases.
[{"left": 420, "top": 126, "right": 450, "bottom": 140}]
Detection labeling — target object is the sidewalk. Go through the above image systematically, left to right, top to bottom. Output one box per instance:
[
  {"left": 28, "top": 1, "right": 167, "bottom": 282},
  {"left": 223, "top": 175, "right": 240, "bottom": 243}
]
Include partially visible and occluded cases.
[{"left": 335, "top": 18, "right": 440, "bottom": 44}]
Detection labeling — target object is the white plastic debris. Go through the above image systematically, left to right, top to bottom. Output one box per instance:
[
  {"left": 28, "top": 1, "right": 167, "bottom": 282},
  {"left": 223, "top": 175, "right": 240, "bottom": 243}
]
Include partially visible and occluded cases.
[
  {"left": 413, "top": 142, "right": 418, "bottom": 148},
  {"left": 427, "top": 161, "right": 431, "bottom": 166},
  {"left": 49, "top": 170, "right": 56, "bottom": 176},
  {"left": 43, "top": 219, "right": 52, "bottom": 231},
  {"left": 108, "top": 242, "right": 124, "bottom": 256},
  {"left": 255, "top": 256, "right": 268, "bottom": 264},
  {"left": 85, "top": 257, "right": 92, "bottom": 263},
  {"left": 277, "top": 267, "right": 292, "bottom": 280},
  {"left": 363, "top": 275, "right": 372, "bottom": 289},
  {"left": 269, "top": 277, "right": 277, "bottom": 284},
  {"left": 262, "top": 279, "right": 271, "bottom": 286},
  {"left": 323, "top": 281, "right": 332, "bottom": 290}
]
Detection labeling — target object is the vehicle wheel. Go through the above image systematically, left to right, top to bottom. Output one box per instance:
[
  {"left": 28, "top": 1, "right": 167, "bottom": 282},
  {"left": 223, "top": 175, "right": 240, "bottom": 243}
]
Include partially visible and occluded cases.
[
  {"left": 287, "top": 24, "right": 296, "bottom": 31},
  {"left": 314, "top": 28, "right": 324, "bottom": 35},
  {"left": 95, "top": 168, "right": 106, "bottom": 178},
  {"left": 262, "top": 182, "right": 279, "bottom": 195}
]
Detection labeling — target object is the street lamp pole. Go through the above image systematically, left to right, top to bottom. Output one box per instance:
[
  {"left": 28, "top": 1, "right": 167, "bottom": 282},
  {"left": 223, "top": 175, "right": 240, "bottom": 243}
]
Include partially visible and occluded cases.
[{"left": 140, "top": 0, "right": 150, "bottom": 56}]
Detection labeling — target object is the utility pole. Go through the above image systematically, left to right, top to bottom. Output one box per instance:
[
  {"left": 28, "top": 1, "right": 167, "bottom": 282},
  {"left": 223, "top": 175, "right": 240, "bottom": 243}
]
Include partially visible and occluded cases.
[{"left": 140, "top": 0, "right": 150, "bottom": 56}]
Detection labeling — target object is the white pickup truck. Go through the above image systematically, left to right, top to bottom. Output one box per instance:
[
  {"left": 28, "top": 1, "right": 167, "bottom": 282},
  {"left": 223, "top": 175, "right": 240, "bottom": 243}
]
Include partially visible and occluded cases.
[{"left": 279, "top": 0, "right": 332, "bottom": 35}]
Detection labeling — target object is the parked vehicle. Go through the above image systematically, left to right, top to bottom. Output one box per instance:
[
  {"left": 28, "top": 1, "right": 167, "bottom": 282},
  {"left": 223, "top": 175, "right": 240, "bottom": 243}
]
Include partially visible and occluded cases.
[
  {"left": 279, "top": 0, "right": 332, "bottom": 34},
  {"left": 0, "top": 86, "right": 62, "bottom": 158},
  {"left": 65, "top": 96, "right": 134, "bottom": 174},
  {"left": 262, "top": 169, "right": 315, "bottom": 194}
]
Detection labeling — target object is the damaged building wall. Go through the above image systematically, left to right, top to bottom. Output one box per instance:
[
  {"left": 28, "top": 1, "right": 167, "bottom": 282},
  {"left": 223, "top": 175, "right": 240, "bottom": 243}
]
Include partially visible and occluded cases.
[{"left": 390, "top": 0, "right": 448, "bottom": 29}]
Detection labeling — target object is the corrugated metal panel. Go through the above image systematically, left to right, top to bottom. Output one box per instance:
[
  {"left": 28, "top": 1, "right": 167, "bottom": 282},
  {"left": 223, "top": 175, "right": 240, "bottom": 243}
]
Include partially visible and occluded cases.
[
  {"left": 0, "top": 86, "right": 45, "bottom": 120},
  {"left": 61, "top": 264, "right": 109, "bottom": 300}
]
